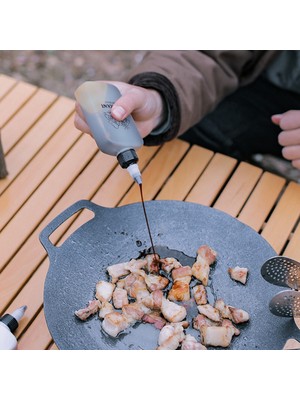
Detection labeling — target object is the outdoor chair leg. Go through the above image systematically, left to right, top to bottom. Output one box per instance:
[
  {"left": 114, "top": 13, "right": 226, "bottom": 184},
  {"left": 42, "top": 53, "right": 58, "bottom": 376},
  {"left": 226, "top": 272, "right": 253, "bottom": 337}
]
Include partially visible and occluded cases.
[{"left": 0, "top": 132, "right": 8, "bottom": 178}]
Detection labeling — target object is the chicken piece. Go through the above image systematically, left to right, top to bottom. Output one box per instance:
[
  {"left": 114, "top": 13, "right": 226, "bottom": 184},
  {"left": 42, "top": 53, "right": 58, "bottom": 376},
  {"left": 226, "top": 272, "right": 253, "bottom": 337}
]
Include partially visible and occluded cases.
[
  {"left": 191, "top": 245, "right": 217, "bottom": 286},
  {"left": 197, "top": 245, "right": 217, "bottom": 265},
  {"left": 145, "top": 254, "right": 160, "bottom": 274},
  {"left": 160, "top": 257, "right": 182, "bottom": 273},
  {"left": 126, "top": 258, "right": 148, "bottom": 273},
  {"left": 107, "top": 259, "right": 147, "bottom": 283},
  {"left": 192, "top": 259, "right": 210, "bottom": 286},
  {"left": 106, "top": 261, "right": 130, "bottom": 283},
  {"left": 168, "top": 266, "right": 192, "bottom": 302},
  {"left": 171, "top": 266, "right": 192, "bottom": 284},
  {"left": 228, "top": 266, "right": 248, "bottom": 284},
  {"left": 137, "top": 270, "right": 169, "bottom": 292},
  {"left": 123, "top": 273, "right": 149, "bottom": 301},
  {"left": 95, "top": 281, "right": 115, "bottom": 302},
  {"left": 168, "top": 281, "right": 190, "bottom": 302},
  {"left": 192, "top": 284, "right": 207, "bottom": 305},
  {"left": 112, "top": 287, "right": 129, "bottom": 309},
  {"left": 142, "top": 289, "right": 164, "bottom": 310},
  {"left": 161, "top": 297, "right": 187, "bottom": 323},
  {"left": 74, "top": 299, "right": 101, "bottom": 321},
  {"left": 214, "top": 299, "right": 232, "bottom": 319},
  {"left": 99, "top": 301, "right": 114, "bottom": 319},
  {"left": 122, "top": 303, "right": 146, "bottom": 325},
  {"left": 197, "top": 304, "right": 221, "bottom": 323},
  {"left": 228, "top": 306, "right": 250, "bottom": 324},
  {"left": 102, "top": 311, "right": 130, "bottom": 337},
  {"left": 142, "top": 311, "right": 167, "bottom": 330},
  {"left": 193, "top": 314, "right": 216, "bottom": 331},
  {"left": 221, "top": 319, "right": 240, "bottom": 336},
  {"left": 157, "top": 322, "right": 188, "bottom": 350},
  {"left": 200, "top": 325, "right": 235, "bottom": 348},
  {"left": 181, "top": 334, "right": 207, "bottom": 350}
]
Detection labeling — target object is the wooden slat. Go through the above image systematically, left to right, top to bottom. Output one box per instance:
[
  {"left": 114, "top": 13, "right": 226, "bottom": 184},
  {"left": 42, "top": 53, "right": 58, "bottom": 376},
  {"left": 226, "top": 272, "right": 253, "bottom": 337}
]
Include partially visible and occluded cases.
[
  {"left": 0, "top": 74, "right": 17, "bottom": 99},
  {"left": 0, "top": 81, "right": 37, "bottom": 127},
  {"left": 2, "top": 88, "right": 58, "bottom": 154},
  {"left": 0, "top": 96, "right": 74, "bottom": 195},
  {"left": 0, "top": 134, "right": 98, "bottom": 270},
  {"left": 119, "top": 139, "right": 189, "bottom": 205},
  {"left": 93, "top": 145, "right": 160, "bottom": 208},
  {"left": 156, "top": 145, "right": 214, "bottom": 200},
  {"left": 0, "top": 151, "right": 117, "bottom": 313},
  {"left": 185, "top": 153, "right": 237, "bottom": 206},
  {"left": 213, "top": 161, "right": 262, "bottom": 216},
  {"left": 238, "top": 172, "right": 286, "bottom": 231},
  {"left": 262, "top": 181, "right": 300, "bottom": 254},
  {"left": 284, "top": 222, "right": 300, "bottom": 261},
  {"left": 5, "top": 259, "right": 48, "bottom": 337},
  {"left": 17, "top": 308, "right": 52, "bottom": 350}
]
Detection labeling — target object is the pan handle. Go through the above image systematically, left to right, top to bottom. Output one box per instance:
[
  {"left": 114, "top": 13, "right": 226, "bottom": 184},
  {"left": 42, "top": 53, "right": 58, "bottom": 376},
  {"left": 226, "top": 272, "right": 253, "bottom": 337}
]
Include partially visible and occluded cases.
[{"left": 39, "top": 200, "right": 98, "bottom": 257}]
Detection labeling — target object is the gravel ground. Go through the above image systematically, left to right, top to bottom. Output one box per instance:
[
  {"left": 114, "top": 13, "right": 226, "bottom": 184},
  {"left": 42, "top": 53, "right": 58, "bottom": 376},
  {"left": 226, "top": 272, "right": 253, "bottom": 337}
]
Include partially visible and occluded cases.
[{"left": 0, "top": 50, "right": 299, "bottom": 182}]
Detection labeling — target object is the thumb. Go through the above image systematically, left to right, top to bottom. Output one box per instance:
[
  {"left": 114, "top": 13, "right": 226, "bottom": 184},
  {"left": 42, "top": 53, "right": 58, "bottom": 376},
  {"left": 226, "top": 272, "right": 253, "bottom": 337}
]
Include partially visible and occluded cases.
[
  {"left": 111, "top": 92, "right": 142, "bottom": 121},
  {"left": 271, "top": 114, "right": 283, "bottom": 126}
]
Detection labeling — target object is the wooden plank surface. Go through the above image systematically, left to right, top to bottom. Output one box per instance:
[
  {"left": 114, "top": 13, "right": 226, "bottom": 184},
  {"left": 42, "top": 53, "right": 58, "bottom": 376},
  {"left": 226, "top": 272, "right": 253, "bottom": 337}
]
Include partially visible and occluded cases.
[
  {"left": 0, "top": 74, "right": 17, "bottom": 100},
  {"left": 0, "top": 81, "right": 37, "bottom": 127},
  {"left": 2, "top": 88, "right": 57, "bottom": 154},
  {"left": 0, "top": 96, "right": 75, "bottom": 195},
  {"left": 0, "top": 114, "right": 81, "bottom": 230},
  {"left": 156, "top": 145, "right": 214, "bottom": 201},
  {"left": 185, "top": 153, "right": 237, "bottom": 205},
  {"left": 213, "top": 162, "right": 263, "bottom": 216},
  {"left": 238, "top": 172, "right": 286, "bottom": 232},
  {"left": 261, "top": 181, "right": 300, "bottom": 254}
]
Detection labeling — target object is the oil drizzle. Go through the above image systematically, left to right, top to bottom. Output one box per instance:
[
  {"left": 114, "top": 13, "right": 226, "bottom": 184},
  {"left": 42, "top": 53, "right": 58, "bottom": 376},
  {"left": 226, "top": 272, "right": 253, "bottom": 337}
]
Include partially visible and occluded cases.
[{"left": 139, "top": 183, "right": 156, "bottom": 255}]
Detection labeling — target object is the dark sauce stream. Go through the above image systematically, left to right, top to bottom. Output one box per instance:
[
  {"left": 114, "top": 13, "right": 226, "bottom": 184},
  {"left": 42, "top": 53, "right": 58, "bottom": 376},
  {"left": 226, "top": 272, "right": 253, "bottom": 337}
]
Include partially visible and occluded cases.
[{"left": 139, "top": 183, "right": 156, "bottom": 256}]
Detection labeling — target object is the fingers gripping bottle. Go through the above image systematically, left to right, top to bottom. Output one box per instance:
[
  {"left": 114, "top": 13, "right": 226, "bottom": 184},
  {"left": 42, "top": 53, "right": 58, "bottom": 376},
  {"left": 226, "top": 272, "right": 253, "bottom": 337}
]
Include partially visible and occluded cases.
[{"left": 75, "top": 82, "right": 143, "bottom": 184}]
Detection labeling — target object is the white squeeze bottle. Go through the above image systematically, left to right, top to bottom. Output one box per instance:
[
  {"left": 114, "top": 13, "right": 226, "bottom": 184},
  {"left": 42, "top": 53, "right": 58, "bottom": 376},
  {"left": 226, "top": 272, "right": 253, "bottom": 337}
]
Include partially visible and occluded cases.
[
  {"left": 75, "top": 82, "right": 143, "bottom": 184},
  {"left": 0, "top": 305, "right": 27, "bottom": 350}
]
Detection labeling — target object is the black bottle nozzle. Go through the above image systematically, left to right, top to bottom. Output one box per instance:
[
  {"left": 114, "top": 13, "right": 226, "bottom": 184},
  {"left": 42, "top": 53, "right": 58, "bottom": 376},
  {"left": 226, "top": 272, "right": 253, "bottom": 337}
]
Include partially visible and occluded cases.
[{"left": 117, "top": 149, "right": 142, "bottom": 185}]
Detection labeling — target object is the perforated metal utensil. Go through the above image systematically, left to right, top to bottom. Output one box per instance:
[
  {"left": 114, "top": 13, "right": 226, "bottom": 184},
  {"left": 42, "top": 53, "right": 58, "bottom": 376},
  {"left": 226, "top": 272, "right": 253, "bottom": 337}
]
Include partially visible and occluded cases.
[
  {"left": 261, "top": 256, "right": 300, "bottom": 290},
  {"left": 269, "top": 290, "right": 300, "bottom": 317}
]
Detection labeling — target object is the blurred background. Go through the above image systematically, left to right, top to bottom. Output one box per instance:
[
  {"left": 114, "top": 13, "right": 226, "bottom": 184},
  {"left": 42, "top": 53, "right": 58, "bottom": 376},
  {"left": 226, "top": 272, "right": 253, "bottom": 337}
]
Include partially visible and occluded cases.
[
  {"left": 0, "top": 50, "right": 299, "bottom": 182},
  {"left": 0, "top": 50, "right": 145, "bottom": 98}
]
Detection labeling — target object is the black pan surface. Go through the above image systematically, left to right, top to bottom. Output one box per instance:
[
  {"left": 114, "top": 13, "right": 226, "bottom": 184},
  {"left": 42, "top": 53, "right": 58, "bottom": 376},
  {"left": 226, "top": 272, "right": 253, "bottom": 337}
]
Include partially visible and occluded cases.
[{"left": 40, "top": 199, "right": 299, "bottom": 350}]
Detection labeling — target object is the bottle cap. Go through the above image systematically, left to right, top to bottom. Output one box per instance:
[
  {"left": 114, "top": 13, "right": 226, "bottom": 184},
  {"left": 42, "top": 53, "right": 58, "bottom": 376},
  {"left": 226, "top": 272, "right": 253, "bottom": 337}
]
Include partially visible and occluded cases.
[
  {"left": 117, "top": 149, "right": 139, "bottom": 169},
  {"left": 0, "top": 305, "right": 27, "bottom": 333}
]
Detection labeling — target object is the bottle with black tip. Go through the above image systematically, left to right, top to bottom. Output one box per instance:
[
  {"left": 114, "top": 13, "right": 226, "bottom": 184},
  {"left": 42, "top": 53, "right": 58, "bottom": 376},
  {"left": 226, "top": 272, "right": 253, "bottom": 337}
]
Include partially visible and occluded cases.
[
  {"left": 75, "top": 81, "right": 143, "bottom": 185},
  {"left": 0, "top": 305, "right": 27, "bottom": 350}
]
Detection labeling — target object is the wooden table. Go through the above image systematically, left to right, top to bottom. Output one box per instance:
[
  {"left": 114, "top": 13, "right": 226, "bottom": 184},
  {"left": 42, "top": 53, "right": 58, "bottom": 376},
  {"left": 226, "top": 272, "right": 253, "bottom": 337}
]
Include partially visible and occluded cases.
[{"left": 0, "top": 74, "right": 300, "bottom": 350}]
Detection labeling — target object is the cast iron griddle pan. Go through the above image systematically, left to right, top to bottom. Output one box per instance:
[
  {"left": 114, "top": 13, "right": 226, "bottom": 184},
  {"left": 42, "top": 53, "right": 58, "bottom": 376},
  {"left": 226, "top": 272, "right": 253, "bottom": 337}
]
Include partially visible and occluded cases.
[{"left": 40, "top": 199, "right": 299, "bottom": 350}]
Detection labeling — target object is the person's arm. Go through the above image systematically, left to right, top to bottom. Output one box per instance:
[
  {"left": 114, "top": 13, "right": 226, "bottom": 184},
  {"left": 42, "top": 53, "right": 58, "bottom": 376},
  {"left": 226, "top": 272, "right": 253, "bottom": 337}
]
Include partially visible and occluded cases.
[{"left": 128, "top": 50, "right": 279, "bottom": 144}]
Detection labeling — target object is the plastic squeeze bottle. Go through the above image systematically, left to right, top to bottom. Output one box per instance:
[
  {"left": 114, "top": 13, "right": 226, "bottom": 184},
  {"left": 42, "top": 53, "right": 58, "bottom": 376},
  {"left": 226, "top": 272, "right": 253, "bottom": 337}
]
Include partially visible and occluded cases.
[
  {"left": 75, "top": 82, "right": 143, "bottom": 184},
  {"left": 0, "top": 305, "right": 27, "bottom": 350}
]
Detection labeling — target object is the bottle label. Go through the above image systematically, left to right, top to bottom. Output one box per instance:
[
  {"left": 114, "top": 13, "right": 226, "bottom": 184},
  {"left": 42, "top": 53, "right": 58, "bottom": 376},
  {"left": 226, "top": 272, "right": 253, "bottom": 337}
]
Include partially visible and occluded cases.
[{"left": 101, "top": 102, "right": 130, "bottom": 130}]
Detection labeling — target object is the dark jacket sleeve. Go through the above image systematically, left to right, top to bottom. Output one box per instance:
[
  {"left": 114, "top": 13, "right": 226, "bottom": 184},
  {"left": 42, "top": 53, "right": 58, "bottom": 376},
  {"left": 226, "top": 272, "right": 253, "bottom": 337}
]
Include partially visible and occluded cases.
[{"left": 127, "top": 50, "right": 280, "bottom": 145}]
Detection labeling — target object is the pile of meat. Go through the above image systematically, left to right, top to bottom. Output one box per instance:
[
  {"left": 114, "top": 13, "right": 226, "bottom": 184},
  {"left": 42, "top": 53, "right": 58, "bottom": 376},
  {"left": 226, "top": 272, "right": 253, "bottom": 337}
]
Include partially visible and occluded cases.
[{"left": 75, "top": 245, "right": 249, "bottom": 350}]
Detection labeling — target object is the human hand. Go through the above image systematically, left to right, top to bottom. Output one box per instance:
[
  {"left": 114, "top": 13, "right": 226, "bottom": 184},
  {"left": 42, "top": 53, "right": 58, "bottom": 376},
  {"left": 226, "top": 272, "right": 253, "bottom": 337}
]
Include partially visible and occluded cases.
[
  {"left": 74, "top": 81, "right": 164, "bottom": 139},
  {"left": 272, "top": 110, "right": 300, "bottom": 169}
]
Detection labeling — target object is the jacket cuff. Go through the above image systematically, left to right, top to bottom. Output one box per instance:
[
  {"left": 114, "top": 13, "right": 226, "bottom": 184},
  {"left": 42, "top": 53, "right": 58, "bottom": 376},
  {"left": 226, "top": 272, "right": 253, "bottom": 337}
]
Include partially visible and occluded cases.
[{"left": 128, "top": 72, "right": 180, "bottom": 146}]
